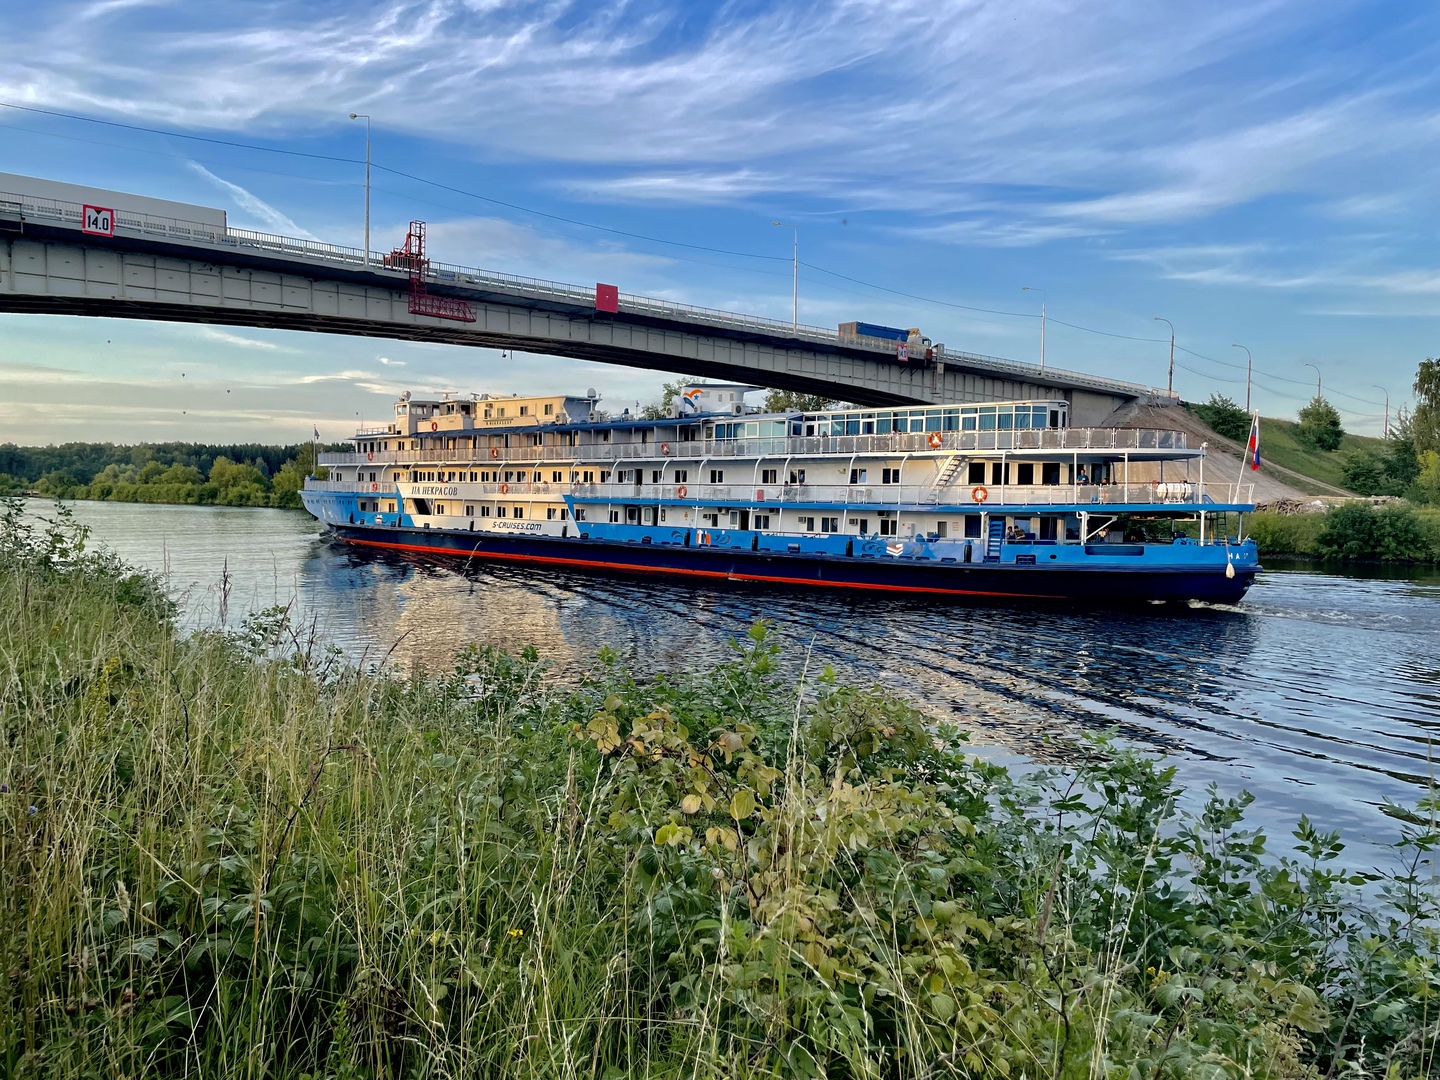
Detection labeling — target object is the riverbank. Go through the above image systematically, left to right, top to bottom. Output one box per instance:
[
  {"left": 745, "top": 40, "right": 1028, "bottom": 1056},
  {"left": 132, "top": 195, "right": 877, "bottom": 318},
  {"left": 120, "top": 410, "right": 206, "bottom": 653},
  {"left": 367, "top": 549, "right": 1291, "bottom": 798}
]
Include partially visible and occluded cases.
[
  {"left": 3, "top": 500, "right": 1437, "bottom": 1078},
  {"left": 1249, "top": 500, "right": 1440, "bottom": 563}
]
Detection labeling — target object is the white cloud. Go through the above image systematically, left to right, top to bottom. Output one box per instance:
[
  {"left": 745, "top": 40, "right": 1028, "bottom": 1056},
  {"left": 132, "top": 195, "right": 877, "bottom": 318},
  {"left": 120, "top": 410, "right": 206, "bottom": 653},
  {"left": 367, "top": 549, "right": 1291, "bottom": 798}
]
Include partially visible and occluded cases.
[
  {"left": 186, "top": 162, "right": 317, "bottom": 239},
  {"left": 196, "top": 326, "right": 281, "bottom": 350},
  {"left": 376, "top": 356, "right": 406, "bottom": 366}
]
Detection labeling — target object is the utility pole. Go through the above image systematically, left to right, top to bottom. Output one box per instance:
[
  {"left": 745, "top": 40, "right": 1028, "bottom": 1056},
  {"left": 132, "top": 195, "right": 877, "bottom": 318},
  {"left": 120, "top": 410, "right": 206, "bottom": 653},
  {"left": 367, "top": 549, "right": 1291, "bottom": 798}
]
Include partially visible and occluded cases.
[
  {"left": 349, "top": 113, "right": 371, "bottom": 268},
  {"left": 772, "top": 221, "right": 798, "bottom": 329},
  {"left": 1022, "top": 287, "right": 1046, "bottom": 369},
  {"left": 1154, "top": 317, "right": 1175, "bottom": 394},
  {"left": 1231, "top": 344, "right": 1252, "bottom": 413},
  {"left": 1305, "top": 363, "right": 1322, "bottom": 399},
  {"left": 1373, "top": 384, "right": 1390, "bottom": 435}
]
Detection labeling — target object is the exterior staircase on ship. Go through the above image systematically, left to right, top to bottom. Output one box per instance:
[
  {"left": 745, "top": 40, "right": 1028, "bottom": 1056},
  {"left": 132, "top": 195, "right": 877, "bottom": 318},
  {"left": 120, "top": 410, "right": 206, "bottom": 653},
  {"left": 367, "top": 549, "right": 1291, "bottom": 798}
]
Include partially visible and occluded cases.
[{"left": 924, "top": 455, "right": 967, "bottom": 503}]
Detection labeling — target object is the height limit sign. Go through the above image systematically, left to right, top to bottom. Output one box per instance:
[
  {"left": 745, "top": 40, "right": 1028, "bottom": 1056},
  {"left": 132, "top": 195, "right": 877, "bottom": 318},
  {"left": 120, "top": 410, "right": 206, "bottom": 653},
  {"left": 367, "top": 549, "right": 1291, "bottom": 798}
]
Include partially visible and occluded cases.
[{"left": 82, "top": 204, "right": 115, "bottom": 237}]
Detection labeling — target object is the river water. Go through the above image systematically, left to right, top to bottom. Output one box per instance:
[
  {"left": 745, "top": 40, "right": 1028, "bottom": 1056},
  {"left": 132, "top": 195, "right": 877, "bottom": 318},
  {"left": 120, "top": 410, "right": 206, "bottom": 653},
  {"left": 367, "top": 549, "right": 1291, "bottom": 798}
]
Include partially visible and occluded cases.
[{"left": 24, "top": 499, "right": 1440, "bottom": 862}]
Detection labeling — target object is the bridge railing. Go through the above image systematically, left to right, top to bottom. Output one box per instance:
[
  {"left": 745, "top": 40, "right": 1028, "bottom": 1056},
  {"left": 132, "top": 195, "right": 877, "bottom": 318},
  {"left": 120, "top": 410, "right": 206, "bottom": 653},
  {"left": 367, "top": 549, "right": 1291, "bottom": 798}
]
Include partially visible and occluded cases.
[
  {"left": 1, "top": 183, "right": 1172, "bottom": 401},
  {"left": 319, "top": 426, "right": 1190, "bottom": 468}
]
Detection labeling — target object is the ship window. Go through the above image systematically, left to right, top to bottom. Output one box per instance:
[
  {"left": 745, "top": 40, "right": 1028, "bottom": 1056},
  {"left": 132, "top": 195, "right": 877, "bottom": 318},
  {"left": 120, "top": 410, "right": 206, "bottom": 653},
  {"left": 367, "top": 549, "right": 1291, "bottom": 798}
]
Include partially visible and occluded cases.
[
  {"left": 544, "top": 403, "right": 554, "bottom": 415},
  {"left": 520, "top": 405, "right": 529, "bottom": 416},
  {"left": 497, "top": 407, "right": 506, "bottom": 417},
  {"left": 997, "top": 409, "right": 1014, "bottom": 430},
  {"left": 979, "top": 410, "right": 996, "bottom": 431},
  {"left": 1014, "top": 410, "right": 1031, "bottom": 430},
  {"left": 962, "top": 415, "right": 978, "bottom": 431},
  {"left": 876, "top": 416, "right": 892, "bottom": 434},
  {"left": 968, "top": 462, "right": 985, "bottom": 484},
  {"left": 1042, "top": 462, "right": 1061, "bottom": 484},
  {"left": 992, "top": 463, "right": 1004, "bottom": 486},
  {"left": 1017, "top": 463, "right": 1035, "bottom": 485},
  {"left": 789, "top": 468, "right": 805, "bottom": 484},
  {"left": 849, "top": 468, "right": 867, "bottom": 484},
  {"left": 882, "top": 468, "right": 900, "bottom": 484},
  {"left": 673, "top": 469, "right": 688, "bottom": 483},
  {"left": 710, "top": 469, "right": 724, "bottom": 483},
  {"left": 761, "top": 469, "right": 777, "bottom": 484},
  {"left": 651, "top": 470, "right": 662, "bottom": 483},
  {"left": 533, "top": 471, "right": 542, "bottom": 482},
  {"left": 552, "top": 471, "right": 563, "bottom": 482},
  {"left": 583, "top": 471, "right": 594, "bottom": 483},
  {"left": 384, "top": 501, "right": 395, "bottom": 513},
  {"left": 481, "top": 505, "right": 492, "bottom": 517},
  {"left": 497, "top": 505, "right": 508, "bottom": 517},
  {"left": 513, "top": 506, "right": 524, "bottom": 518},
  {"left": 547, "top": 507, "right": 557, "bottom": 519},
  {"left": 574, "top": 509, "right": 585, "bottom": 521},
  {"left": 561, "top": 510, "right": 569, "bottom": 520},
  {"left": 610, "top": 510, "right": 621, "bottom": 522},
  {"left": 729, "top": 510, "right": 739, "bottom": 525},
  {"left": 703, "top": 513, "right": 719, "bottom": 526},
  {"left": 754, "top": 514, "right": 771, "bottom": 529},
  {"left": 800, "top": 516, "right": 815, "bottom": 532},
  {"left": 965, "top": 516, "right": 982, "bottom": 538},
  {"left": 821, "top": 517, "right": 839, "bottom": 533},
  {"left": 1040, "top": 517, "right": 1058, "bottom": 540},
  {"left": 854, "top": 518, "right": 869, "bottom": 534},
  {"left": 880, "top": 518, "right": 898, "bottom": 536}
]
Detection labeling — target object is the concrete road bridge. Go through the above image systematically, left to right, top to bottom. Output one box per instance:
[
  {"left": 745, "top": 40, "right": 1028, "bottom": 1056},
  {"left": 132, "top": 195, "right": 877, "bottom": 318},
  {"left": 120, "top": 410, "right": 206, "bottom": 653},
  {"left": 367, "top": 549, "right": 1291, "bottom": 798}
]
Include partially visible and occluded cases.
[{"left": 0, "top": 174, "right": 1171, "bottom": 423}]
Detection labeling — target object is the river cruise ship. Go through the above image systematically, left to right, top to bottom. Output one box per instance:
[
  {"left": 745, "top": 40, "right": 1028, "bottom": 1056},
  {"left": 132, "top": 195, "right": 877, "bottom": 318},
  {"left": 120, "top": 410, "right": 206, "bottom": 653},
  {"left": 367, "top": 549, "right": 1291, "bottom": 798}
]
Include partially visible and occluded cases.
[{"left": 302, "top": 384, "right": 1259, "bottom": 603}]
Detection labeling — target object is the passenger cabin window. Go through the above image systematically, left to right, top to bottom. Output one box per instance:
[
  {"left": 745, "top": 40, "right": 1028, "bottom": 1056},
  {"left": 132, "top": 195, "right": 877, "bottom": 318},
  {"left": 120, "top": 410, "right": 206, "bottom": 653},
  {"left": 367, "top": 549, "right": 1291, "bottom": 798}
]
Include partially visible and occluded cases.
[
  {"left": 544, "top": 403, "right": 554, "bottom": 415},
  {"left": 968, "top": 462, "right": 985, "bottom": 484},
  {"left": 1016, "top": 463, "right": 1035, "bottom": 485},
  {"left": 1042, "top": 463, "right": 1061, "bottom": 485},
  {"left": 882, "top": 468, "right": 901, "bottom": 484},
  {"left": 710, "top": 469, "right": 724, "bottom": 483},
  {"left": 761, "top": 469, "right": 778, "bottom": 484},
  {"left": 789, "top": 469, "right": 806, "bottom": 484},
  {"left": 849, "top": 469, "right": 868, "bottom": 484},
  {"left": 673, "top": 470, "right": 688, "bottom": 483},
  {"left": 965, "top": 516, "right": 982, "bottom": 538}
]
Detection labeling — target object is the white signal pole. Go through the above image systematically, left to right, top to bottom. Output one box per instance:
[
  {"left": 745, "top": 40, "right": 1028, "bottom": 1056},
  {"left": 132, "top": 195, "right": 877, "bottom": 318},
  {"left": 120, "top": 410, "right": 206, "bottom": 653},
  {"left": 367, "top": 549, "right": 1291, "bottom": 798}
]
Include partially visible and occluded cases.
[
  {"left": 349, "top": 113, "right": 371, "bottom": 268},
  {"left": 772, "top": 221, "right": 798, "bottom": 329}
]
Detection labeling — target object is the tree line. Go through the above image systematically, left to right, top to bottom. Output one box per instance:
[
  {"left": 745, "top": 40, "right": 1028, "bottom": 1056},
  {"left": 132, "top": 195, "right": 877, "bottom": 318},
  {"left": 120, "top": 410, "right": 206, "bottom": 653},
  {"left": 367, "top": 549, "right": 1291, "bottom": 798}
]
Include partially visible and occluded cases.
[{"left": 0, "top": 442, "right": 330, "bottom": 508}]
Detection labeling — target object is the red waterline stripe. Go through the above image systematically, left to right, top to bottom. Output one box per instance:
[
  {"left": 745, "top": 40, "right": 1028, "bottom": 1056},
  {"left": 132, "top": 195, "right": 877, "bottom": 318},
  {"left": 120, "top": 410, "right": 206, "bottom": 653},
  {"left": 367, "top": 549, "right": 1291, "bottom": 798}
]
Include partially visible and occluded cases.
[{"left": 340, "top": 535, "right": 1061, "bottom": 599}]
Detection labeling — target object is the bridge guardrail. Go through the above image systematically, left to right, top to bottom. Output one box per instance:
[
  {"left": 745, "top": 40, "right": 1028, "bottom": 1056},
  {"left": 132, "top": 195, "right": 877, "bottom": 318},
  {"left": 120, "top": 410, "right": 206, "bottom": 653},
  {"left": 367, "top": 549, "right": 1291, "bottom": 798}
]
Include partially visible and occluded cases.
[{"left": 1, "top": 184, "right": 1170, "bottom": 401}]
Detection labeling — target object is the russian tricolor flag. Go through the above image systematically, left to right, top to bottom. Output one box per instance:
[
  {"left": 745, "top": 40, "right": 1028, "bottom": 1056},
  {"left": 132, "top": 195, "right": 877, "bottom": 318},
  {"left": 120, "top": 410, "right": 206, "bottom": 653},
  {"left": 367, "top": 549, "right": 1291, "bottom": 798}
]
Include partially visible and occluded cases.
[{"left": 1246, "top": 414, "right": 1261, "bottom": 471}]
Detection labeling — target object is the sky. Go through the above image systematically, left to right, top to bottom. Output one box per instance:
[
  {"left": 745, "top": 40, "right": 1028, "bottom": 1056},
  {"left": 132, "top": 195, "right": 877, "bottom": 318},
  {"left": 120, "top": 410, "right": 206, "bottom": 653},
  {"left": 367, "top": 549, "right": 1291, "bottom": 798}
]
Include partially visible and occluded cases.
[{"left": 1, "top": 0, "right": 1438, "bottom": 445}]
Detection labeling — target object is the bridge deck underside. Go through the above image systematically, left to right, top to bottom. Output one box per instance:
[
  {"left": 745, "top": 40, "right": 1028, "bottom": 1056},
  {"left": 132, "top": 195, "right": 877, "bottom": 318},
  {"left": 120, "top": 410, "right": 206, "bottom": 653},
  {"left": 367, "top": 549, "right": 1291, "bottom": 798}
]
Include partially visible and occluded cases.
[{"left": 0, "top": 227, "right": 1137, "bottom": 416}]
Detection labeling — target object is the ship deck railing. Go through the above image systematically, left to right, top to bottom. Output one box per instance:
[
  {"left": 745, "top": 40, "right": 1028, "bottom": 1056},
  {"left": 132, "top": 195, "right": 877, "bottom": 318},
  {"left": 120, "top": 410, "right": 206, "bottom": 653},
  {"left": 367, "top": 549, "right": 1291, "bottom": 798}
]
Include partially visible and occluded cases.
[
  {"left": 321, "top": 427, "right": 1191, "bottom": 468},
  {"left": 309, "top": 479, "right": 1255, "bottom": 508}
]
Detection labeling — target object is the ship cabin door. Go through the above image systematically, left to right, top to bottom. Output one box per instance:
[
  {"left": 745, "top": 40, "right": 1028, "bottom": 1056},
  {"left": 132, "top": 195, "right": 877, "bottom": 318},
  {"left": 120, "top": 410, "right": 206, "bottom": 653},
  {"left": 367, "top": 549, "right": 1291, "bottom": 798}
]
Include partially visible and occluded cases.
[
  {"left": 643, "top": 506, "right": 655, "bottom": 526},
  {"left": 738, "top": 509, "right": 751, "bottom": 531}
]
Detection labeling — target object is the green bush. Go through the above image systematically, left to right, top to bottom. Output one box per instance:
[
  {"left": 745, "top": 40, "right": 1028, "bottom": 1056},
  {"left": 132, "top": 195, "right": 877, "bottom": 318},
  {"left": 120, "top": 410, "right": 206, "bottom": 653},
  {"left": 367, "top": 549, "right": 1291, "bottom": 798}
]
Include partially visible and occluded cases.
[
  {"left": 1189, "top": 394, "right": 1251, "bottom": 442},
  {"left": 1297, "top": 396, "right": 1344, "bottom": 452},
  {"left": 1314, "top": 500, "right": 1440, "bottom": 562},
  {"left": 3, "top": 501, "right": 1438, "bottom": 1078},
  {"left": 1247, "top": 511, "right": 1326, "bottom": 556}
]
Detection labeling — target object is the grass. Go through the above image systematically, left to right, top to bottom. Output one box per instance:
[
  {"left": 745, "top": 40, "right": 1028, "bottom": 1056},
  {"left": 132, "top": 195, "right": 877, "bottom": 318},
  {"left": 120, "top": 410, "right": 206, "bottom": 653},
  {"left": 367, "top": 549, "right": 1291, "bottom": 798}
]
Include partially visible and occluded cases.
[
  {"left": 1255, "top": 418, "right": 1387, "bottom": 493},
  {"left": 3, "top": 498, "right": 1439, "bottom": 1079}
]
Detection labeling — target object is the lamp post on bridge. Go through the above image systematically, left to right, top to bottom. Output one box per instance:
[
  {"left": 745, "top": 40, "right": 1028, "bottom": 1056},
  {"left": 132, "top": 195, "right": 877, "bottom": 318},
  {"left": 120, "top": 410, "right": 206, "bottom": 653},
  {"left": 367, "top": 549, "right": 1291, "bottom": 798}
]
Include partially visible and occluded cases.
[
  {"left": 348, "top": 113, "right": 371, "bottom": 269},
  {"left": 772, "top": 221, "right": 798, "bottom": 330},
  {"left": 1021, "top": 286, "right": 1046, "bottom": 370},
  {"left": 1153, "top": 317, "right": 1175, "bottom": 394},
  {"left": 1231, "top": 343, "right": 1252, "bottom": 413},
  {"left": 1305, "top": 363, "right": 1322, "bottom": 399},
  {"left": 1373, "top": 384, "right": 1390, "bottom": 435}
]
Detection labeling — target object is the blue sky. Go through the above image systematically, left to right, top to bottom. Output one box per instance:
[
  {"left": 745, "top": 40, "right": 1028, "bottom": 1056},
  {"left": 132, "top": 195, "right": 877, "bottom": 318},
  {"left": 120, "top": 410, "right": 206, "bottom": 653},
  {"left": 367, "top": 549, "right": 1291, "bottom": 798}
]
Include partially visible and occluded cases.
[{"left": 1, "top": 0, "right": 1437, "bottom": 444}]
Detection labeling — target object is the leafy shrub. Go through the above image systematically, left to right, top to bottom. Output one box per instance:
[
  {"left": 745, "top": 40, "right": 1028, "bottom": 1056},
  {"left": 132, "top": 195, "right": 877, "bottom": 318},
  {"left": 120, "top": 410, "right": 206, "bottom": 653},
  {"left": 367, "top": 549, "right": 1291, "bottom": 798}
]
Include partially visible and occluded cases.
[
  {"left": 1189, "top": 393, "right": 1251, "bottom": 442},
  {"left": 1297, "top": 396, "right": 1344, "bottom": 451},
  {"left": 1314, "top": 500, "right": 1440, "bottom": 562},
  {"left": 1247, "top": 511, "right": 1325, "bottom": 556}
]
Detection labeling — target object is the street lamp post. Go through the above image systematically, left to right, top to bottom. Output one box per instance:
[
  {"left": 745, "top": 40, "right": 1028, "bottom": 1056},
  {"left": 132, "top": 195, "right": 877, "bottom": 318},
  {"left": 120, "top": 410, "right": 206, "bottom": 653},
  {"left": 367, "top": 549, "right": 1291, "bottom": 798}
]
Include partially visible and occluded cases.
[
  {"left": 349, "top": 113, "right": 371, "bottom": 268},
  {"left": 772, "top": 221, "right": 798, "bottom": 329},
  {"left": 1022, "top": 287, "right": 1046, "bottom": 370},
  {"left": 1153, "top": 317, "right": 1175, "bottom": 394},
  {"left": 1231, "top": 344, "right": 1252, "bottom": 413},
  {"left": 1305, "top": 363, "right": 1322, "bottom": 399},
  {"left": 1372, "top": 384, "right": 1390, "bottom": 435}
]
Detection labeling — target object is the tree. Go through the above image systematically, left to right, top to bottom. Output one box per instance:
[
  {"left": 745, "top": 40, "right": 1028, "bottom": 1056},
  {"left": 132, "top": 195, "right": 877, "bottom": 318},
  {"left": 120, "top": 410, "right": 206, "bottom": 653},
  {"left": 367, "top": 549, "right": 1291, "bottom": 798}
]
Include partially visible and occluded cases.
[
  {"left": 1413, "top": 357, "right": 1440, "bottom": 455},
  {"left": 640, "top": 379, "right": 689, "bottom": 420},
  {"left": 763, "top": 389, "right": 843, "bottom": 413},
  {"left": 1190, "top": 393, "right": 1250, "bottom": 442},
  {"left": 1297, "top": 396, "right": 1344, "bottom": 452},
  {"left": 1340, "top": 450, "right": 1388, "bottom": 496}
]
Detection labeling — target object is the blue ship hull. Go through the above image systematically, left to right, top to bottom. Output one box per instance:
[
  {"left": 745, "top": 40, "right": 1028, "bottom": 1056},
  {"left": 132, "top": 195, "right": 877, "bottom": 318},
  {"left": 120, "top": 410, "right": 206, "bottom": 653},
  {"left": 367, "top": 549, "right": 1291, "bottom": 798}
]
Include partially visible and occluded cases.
[{"left": 322, "top": 522, "right": 1258, "bottom": 605}]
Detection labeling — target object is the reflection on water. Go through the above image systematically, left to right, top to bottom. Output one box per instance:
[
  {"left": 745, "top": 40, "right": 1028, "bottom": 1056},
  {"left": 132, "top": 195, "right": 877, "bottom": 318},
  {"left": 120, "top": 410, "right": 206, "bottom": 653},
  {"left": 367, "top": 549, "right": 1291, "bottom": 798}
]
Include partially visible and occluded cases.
[{"left": 26, "top": 499, "right": 1440, "bottom": 860}]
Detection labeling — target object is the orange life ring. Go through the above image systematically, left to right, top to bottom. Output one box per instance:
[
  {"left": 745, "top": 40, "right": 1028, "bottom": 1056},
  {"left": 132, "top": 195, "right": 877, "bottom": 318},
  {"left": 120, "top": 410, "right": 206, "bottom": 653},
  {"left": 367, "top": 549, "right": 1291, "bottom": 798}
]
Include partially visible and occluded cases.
[
  {"left": 430, "top": 421, "right": 438, "bottom": 431},
  {"left": 927, "top": 431, "right": 943, "bottom": 449},
  {"left": 660, "top": 442, "right": 671, "bottom": 456},
  {"left": 490, "top": 447, "right": 499, "bottom": 459},
  {"left": 366, "top": 451, "right": 374, "bottom": 461},
  {"left": 499, "top": 482, "right": 510, "bottom": 494},
  {"left": 677, "top": 485, "right": 688, "bottom": 498},
  {"left": 971, "top": 485, "right": 988, "bottom": 503}
]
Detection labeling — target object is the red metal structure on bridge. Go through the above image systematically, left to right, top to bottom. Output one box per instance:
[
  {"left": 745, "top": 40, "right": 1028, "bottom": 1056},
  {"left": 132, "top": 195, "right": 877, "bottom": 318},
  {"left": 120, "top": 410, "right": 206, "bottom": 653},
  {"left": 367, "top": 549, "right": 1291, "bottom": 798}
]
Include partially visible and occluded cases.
[{"left": 384, "top": 220, "right": 476, "bottom": 323}]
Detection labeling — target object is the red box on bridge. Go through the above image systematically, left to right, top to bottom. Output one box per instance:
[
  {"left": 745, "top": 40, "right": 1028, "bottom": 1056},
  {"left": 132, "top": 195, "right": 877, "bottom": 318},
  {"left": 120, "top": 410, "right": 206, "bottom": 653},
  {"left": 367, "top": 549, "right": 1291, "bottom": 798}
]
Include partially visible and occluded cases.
[{"left": 595, "top": 283, "right": 619, "bottom": 313}]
